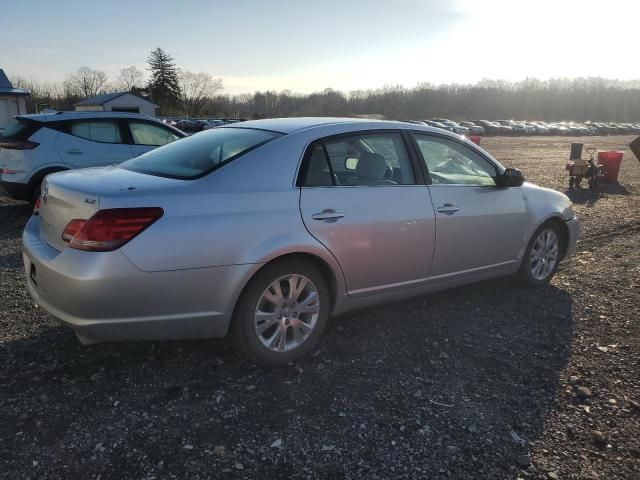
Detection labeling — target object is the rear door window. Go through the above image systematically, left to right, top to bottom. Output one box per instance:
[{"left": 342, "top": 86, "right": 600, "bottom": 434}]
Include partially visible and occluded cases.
[
  {"left": 70, "top": 121, "right": 123, "bottom": 143},
  {"left": 301, "top": 132, "right": 415, "bottom": 186}
]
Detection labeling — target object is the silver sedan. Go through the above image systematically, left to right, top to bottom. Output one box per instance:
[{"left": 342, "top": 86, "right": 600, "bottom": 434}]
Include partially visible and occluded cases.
[{"left": 22, "top": 118, "right": 579, "bottom": 366}]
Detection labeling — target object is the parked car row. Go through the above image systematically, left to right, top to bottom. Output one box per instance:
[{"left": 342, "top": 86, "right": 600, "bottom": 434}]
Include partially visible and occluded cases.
[
  {"left": 161, "top": 117, "right": 246, "bottom": 134},
  {"left": 406, "top": 118, "right": 640, "bottom": 136}
]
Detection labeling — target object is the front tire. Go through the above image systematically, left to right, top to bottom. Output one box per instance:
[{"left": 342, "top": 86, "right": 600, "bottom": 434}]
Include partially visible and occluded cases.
[
  {"left": 518, "top": 222, "right": 563, "bottom": 287},
  {"left": 231, "top": 259, "right": 330, "bottom": 367}
]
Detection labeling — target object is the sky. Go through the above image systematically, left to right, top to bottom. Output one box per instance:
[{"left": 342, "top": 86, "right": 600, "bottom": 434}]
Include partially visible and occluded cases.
[{"left": 1, "top": 0, "right": 638, "bottom": 95}]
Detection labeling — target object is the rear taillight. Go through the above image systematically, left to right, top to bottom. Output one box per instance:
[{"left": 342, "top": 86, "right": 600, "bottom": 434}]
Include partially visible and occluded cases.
[
  {"left": 0, "top": 140, "right": 39, "bottom": 150},
  {"left": 1, "top": 168, "right": 18, "bottom": 174},
  {"left": 33, "top": 196, "right": 41, "bottom": 216},
  {"left": 62, "top": 208, "right": 164, "bottom": 252},
  {"left": 61, "top": 219, "right": 86, "bottom": 242}
]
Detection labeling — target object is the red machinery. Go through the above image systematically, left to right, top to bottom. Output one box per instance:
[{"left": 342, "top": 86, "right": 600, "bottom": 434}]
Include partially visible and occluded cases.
[{"left": 566, "top": 146, "right": 605, "bottom": 189}]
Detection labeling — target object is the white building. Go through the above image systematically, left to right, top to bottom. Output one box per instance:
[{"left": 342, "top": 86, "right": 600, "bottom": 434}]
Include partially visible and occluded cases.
[
  {"left": 0, "top": 69, "right": 29, "bottom": 130},
  {"left": 74, "top": 92, "right": 157, "bottom": 116}
]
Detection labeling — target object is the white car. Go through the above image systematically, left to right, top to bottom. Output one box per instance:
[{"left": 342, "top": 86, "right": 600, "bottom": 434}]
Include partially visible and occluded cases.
[
  {"left": 0, "top": 112, "right": 185, "bottom": 202},
  {"left": 432, "top": 119, "right": 470, "bottom": 135},
  {"left": 497, "top": 120, "right": 533, "bottom": 135},
  {"left": 458, "top": 121, "right": 485, "bottom": 135}
]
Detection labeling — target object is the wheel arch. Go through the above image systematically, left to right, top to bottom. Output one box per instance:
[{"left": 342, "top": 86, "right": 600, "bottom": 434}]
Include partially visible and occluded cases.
[
  {"left": 27, "top": 165, "right": 70, "bottom": 199},
  {"left": 518, "top": 214, "right": 571, "bottom": 265},
  {"left": 544, "top": 216, "right": 570, "bottom": 259},
  {"left": 229, "top": 249, "right": 345, "bottom": 335},
  {"left": 250, "top": 251, "right": 340, "bottom": 306}
]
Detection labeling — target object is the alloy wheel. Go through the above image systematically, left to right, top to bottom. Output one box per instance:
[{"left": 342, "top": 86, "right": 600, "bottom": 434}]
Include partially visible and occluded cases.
[
  {"left": 530, "top": 229, "right": 559, "bottom": 281},
  {"left": 254, "top": 274, "right": 320, "bottom": 352}
]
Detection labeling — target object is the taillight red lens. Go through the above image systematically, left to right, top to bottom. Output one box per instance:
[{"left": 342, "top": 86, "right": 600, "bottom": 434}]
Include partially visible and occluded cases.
[
  {"left": 0, "top": 140, "right": 40, "bottom": 150},
  {"left": 33, "top": 196, "right": 41, "bottom": 216},
  {"left": 64, "top": 208, "right": 163, "bottom": 252},
  {"left": 61, "top": 219, "right": 86, "bottom": 242}
]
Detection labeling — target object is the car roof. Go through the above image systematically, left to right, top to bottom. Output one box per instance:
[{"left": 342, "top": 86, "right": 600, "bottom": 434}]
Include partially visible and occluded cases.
[
  {"left": 17, "top": 111, "right": 163, "bottom": 123},
  {"left": 219, "top": 117, "right": 473, "bottom": 142},
  {"left": 222, "top": 117, "right": 382, "bottom": 134},
  {"left": 228, "top": 117, "right": 484, "bottom": 147}
]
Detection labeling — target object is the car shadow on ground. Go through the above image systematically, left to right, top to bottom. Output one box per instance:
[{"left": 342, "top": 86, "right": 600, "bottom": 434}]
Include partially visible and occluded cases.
[
  {"left": 564, "top": 182, "right": 630, "bottom": 206},
  {"left": 0, "top": 200, "right": 31, "bottom": 241},
  {"left": 1, "top": 275, "right": 575, "bottom": 478}
]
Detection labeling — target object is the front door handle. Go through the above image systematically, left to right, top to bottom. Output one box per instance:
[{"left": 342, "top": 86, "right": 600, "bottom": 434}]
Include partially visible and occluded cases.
[
  {"left": 67, "top": 149, "right": 83, "bottom": 155},
  {"left": 436, "top": 203, "right": 460, "bottom": 214},
  {"left": 312, "top": 209, "right": 345, "bottom": 221}
]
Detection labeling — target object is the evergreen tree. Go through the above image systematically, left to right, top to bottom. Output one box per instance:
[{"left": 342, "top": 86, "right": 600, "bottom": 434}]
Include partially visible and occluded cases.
[{"left": 147, "top": 48, "right": 181, "bottom": 114}]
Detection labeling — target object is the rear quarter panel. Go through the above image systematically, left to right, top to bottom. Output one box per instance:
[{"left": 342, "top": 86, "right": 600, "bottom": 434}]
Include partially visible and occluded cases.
[
  {"left": 0, "top": 127, "right": 66, "bottom": 184},
  {"left": 114, "top": 128, "right": 356, "bottom": 274},
  {"left": 118, "top": 188, "right": 324, "bottom": 271}
]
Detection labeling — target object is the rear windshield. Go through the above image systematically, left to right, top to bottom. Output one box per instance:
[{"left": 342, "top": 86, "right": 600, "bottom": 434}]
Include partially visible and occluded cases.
[
  {"left": 0, "top": 119, "right": 40, "bottom": 142},
  {"left": 121, "top": 127, "right": 282, "bottom": 180}
]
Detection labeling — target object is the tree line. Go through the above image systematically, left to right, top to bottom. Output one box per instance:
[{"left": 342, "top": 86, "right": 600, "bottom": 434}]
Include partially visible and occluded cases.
[
  {"left": 10, "top": 48, "right": 640, "bottom": 122},
  {"left": 11, "top": 48, "right": 223, "bottom": 118}
]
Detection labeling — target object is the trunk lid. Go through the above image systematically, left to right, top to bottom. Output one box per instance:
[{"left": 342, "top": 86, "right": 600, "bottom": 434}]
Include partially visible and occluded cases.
[
  {"left": 37, "top": 166, "right": 186, "bottom": 251},
  {"left": 38, "top": 176, "right": 100, "bottom": 252}
]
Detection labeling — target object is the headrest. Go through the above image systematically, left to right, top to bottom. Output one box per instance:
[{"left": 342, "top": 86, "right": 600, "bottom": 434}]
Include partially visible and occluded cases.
[{"left": 355, "top": 153, "right": 387, "bottom": 179}]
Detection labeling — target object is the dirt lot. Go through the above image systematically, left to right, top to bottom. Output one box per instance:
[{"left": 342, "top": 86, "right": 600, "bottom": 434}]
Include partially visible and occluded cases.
[{"left": 1, "top": 136, "right": 639, "bottom": 479}]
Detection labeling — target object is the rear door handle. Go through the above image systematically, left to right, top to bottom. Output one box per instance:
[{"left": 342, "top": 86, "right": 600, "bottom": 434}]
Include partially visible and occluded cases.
[
  {"left": 67, "top": 149, "right": 83, "bottom": 154},
  {"left": 436, "top": 203, "right": 460, "bottom": 214},
  {"left": 312, "top": 209, "right": 345, "bottom": 221}
]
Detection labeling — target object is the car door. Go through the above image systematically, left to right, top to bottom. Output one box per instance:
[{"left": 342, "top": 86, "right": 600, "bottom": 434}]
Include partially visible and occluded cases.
[
  {"left": 55, "top": 119, "right": 133, "bottom": 168},
  {"left": 126, "top": 120, "right": 183, "bottom": 157},
  {"left": 299, "top": 131, "right": 436, "bottom": 296},
  {"left": 411, "top": 132, "right": 528, "bottom": 280}
]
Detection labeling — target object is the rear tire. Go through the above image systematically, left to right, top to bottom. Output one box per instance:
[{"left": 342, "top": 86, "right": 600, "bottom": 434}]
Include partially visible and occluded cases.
[
  {"left": 518, "top": 222, "right": 563, "bottom": 288},
  {"left": 231, "top": 259, "right": 330, "bottom": 367}
]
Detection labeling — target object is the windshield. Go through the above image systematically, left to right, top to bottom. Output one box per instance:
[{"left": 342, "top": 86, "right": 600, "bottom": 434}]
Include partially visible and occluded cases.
[{"left": 121, "top": 127, "right": 282, "bottom": 180}]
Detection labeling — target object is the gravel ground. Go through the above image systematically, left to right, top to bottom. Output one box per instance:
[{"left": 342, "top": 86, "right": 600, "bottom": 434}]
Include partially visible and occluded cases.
[{"left": 1, "top": 136, "right": 639, "bottom": 479}]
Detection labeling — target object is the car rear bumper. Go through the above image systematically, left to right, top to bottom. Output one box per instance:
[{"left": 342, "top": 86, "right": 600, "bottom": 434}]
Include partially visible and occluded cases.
[
  {"left": 22, "top": 216, "right": 257, "bottom": 343},
  {"left": 564, "top": 217, "right": 579, "bottom": 258}
]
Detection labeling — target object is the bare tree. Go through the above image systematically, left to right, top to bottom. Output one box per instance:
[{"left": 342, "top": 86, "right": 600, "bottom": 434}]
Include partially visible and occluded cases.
[
  {"left": 65, "top": 66, "right": 109, "bottom": 98},
  {"left": 116, "top": 66, "right": 144, "bottom": 91},
  {"left": 8, "top": 68, "right": 640, "bottom": 121},
  {"left": 178, "top": 71, "right": 223, "bottom": 117},
  {"left": 8, "top": 75, "right": 72, "bottom": 112}
]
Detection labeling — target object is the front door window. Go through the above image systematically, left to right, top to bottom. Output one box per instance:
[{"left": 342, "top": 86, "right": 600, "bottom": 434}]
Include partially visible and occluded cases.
[{"left": 414, "top": 135, "right": 497, "bottom": 186}]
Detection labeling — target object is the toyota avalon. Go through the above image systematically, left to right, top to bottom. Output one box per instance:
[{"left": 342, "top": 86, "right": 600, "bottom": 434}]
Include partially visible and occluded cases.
[{"left": 22, "top": 118, "right": 579, "bottom": 366}]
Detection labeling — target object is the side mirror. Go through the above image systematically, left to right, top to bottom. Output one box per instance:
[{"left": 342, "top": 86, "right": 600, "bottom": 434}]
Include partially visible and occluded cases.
[{"left": 499, "top": 168, "right": 525, "bottom": 187}]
